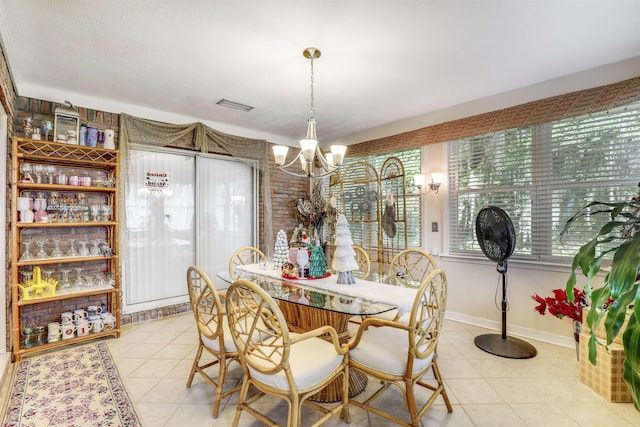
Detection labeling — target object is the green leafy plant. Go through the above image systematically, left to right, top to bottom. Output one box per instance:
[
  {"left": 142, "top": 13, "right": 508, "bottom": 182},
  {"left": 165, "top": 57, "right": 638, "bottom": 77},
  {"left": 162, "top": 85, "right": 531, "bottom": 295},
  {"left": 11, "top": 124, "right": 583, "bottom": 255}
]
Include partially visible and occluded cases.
[{"left": 563, "top": 195, "right": 640, "bottom": 411}]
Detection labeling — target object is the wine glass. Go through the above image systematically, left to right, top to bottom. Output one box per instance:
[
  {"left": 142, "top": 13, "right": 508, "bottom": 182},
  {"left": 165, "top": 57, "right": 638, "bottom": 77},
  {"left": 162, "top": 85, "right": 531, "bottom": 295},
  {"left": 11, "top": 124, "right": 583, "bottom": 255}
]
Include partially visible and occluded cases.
[
  {"left": 19, "top": 162, "right": 33, "bottom": 182},
  {"left": 33, "top": 164, "right": 44, "bottom": 184},
  {"left": 45, "top": 165, "right": 56, "bottom": 184},
  {"left": 50, "top": 238, "right": 63, "bottom": 258},
  {"left": 67, "top": 239, "right": 79, "bottom": 257},
  {"left": 19, "top": 240, "right": 32, "bottom": 262},
  {"left": 35, "top": 240, "right": 48, "bottom": 259},
  {"left": 77, "top": 240, "right": 89, "bottom": 256},
  {"left": 89, "top": 240, "right": 101, "bottom": 256},
  {"left": 296, "top": 249, "right": 310, "bottom": 278},
  {"left": 72, "top": 267, "right": 84, "bottom": 288},
  {"left": 59, "top": 269, "right": 72, "bottom": 290}
]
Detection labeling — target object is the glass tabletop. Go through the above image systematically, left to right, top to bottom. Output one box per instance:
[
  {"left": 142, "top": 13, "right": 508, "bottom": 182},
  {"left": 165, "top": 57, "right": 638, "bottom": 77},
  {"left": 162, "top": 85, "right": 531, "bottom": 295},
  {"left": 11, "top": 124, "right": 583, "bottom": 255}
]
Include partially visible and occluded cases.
[{"left": 217, "top": 270, "right": 397, "bottom": 317}]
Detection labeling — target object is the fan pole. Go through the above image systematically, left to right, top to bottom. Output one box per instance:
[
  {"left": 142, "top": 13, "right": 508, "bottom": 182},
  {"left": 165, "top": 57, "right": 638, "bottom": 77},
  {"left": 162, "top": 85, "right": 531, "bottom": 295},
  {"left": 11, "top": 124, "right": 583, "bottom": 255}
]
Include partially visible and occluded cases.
[{"left": 474, "top": 260, "right": 537, "bottom": 359}]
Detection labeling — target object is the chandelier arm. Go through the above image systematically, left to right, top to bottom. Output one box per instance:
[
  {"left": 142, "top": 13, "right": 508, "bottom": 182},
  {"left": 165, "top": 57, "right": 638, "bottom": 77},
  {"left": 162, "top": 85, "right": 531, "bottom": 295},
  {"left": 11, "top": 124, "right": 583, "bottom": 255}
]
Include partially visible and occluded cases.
[
  {"left": 278, "top": 149, "right": 306, "bottom": 169},
  {"left": 276, "top": 165, "right": 313, "bottom": 178}
]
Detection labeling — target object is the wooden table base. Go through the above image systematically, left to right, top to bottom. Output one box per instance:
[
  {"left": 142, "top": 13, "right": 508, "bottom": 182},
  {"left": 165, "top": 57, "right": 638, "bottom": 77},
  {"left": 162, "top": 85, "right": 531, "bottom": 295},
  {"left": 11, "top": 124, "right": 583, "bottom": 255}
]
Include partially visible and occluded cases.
[{"left": 278, "top": 300, "right": 368, "bottom": 402}]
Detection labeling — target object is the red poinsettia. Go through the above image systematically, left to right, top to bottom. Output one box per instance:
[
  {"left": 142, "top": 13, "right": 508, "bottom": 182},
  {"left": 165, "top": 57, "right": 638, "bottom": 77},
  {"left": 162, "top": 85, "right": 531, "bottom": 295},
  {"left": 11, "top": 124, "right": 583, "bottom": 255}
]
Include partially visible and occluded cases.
[{"left": 531, "top": 287, "right": 588, "bottom": 322}]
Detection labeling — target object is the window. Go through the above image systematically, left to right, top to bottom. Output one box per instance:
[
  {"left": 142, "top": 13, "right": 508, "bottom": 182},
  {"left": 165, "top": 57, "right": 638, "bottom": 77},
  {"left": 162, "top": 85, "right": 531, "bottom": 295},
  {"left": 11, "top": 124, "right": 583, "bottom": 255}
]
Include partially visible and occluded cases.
[{"left": 448, "top": 103, "right": 640, "bottom": 262}]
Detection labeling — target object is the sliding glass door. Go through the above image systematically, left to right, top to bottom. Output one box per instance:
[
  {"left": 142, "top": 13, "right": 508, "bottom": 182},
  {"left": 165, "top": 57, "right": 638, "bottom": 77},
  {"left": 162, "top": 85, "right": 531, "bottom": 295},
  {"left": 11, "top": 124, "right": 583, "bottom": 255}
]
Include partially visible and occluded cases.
[{"left": 124, "top": 146, "right": 256, "bottom": 313}]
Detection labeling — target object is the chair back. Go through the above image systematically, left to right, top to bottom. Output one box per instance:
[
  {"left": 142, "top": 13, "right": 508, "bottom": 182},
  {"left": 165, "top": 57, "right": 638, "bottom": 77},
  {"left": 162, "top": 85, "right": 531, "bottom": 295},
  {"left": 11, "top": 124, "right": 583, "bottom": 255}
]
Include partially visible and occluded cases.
[
  {"left": 333, "top": 245, "right": 371, "bottom": 279},
  {"left": 229, "top": 246, "right": 265, "bottom": 280},
  {"left": 388, "top": 249, "right": 436, "bottom": 285},
  {"left": 187, "top": 266, "right": 225, "bottom": 341},
  {"left": 408, "top": 269, "right": 447, "bottom": 360},
  {"left": 225, "top": 279, "right": 290, "bottom": 376}
]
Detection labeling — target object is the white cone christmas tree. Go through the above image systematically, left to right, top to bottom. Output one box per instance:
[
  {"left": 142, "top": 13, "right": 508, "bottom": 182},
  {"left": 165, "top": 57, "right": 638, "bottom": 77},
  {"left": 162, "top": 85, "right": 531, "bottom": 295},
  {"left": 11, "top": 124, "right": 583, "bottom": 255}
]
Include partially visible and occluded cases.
[
  {"left": 333, "top": 214, "right": 359, "bottom": 284},
  {"left": 273, "top": 229, "right": 289, "bottom": 270}
]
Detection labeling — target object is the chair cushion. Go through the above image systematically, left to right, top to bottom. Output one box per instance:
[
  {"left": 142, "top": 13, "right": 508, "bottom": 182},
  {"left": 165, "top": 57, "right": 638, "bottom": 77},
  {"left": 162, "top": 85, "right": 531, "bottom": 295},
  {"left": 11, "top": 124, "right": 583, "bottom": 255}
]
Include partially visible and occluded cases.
[
  {"left": 201, "top": 315, "right": 236, "bottom": 352},
  {"left": 350, "top": 326, "right": 434, "bottom": 376},
  {"left": 248, "top": 334, "right": 344, "bottom": 391}
]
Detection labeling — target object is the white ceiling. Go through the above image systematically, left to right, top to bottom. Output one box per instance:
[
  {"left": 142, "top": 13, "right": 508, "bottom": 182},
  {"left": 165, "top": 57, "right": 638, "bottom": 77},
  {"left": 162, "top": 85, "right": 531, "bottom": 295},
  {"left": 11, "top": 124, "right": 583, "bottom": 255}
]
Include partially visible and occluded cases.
[{"left": 1, "top": 1, "right": 639, "bottom": 147}]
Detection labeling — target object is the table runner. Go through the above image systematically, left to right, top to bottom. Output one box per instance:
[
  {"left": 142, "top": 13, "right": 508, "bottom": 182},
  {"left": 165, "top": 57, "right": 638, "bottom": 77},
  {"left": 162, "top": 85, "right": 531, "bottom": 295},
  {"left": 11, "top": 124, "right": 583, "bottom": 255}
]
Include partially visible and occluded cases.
[{"left": 237, "top": 263, "right": 418, "bottom": 315}]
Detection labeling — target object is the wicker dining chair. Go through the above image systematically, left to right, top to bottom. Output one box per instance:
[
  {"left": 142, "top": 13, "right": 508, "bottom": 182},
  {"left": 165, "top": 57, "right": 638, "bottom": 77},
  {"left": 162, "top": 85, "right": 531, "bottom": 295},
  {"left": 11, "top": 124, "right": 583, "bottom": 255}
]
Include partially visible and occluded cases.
[
  {"left": 332, "top": 244, "right": 371, "bottom": 279},
  {"left": 229, "top": 246, "right": 265, "bottom": 280},
  {"left": 362, "top": 249, "right": 438, "bottom": 324},
  {"left": 388, "top": 249, "right": 437, "bottom": 285},
  {"left": 185, "top": 266, "right": 241, "bottom": 418},
  {"left": 348, "top": 269, "right": 452, "bottom": 427},
  {"left": 225, "top": 279, "right": 351, "bottom": 427}
]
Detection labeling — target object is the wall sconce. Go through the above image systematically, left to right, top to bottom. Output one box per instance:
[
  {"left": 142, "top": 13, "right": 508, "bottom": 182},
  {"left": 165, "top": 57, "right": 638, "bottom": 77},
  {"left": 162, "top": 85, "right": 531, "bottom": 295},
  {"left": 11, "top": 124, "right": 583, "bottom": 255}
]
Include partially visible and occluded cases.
[{"left": 415, "top": 172, "right": 443, "bottom": 195}]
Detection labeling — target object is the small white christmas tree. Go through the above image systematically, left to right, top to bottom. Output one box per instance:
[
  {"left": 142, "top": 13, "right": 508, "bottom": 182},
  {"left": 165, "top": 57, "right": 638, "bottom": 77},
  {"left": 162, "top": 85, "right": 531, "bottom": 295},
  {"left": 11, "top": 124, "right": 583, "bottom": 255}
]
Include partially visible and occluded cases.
[
  {"left": 332, "top": 214, "right": 359, "bottom": 284},
  {"left": 273, "top": 229, "right": 290, "bottom": 270}
]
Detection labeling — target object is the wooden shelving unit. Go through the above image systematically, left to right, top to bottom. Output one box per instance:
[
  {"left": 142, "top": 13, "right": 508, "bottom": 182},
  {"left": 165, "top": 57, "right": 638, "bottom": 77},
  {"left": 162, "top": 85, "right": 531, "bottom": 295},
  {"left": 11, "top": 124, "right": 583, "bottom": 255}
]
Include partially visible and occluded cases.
[{"left": 10, "top": 137, "right": 120, "bottom": 361}]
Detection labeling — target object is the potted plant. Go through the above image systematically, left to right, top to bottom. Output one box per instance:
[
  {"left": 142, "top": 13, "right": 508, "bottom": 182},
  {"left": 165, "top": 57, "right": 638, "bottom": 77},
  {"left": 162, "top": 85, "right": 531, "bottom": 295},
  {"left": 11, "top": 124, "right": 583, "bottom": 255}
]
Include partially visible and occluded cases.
[{"left": 562, "top": 192, "right": 640, "bottom": 410}]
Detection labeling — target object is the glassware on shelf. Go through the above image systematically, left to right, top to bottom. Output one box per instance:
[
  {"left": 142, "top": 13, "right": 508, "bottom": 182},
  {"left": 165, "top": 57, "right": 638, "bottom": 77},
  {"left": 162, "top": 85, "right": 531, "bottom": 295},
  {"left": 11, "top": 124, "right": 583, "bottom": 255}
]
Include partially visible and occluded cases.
[
  {"left": 19, "top": 162, "right": 33, "bottom": 183},
  {"left": 33, "top": 164, "right": 44, "bottom": 184},
  {"left": 45, "top": 165, "right": 56, "bottom": 184},
  {"left": 17, "top": 196, "right": 34, "bottom": 223},
  {"left": 33, "top": 197, "right": 47, "bottom": 223},
  {"left": 89, "top": 205, "right": 100, "bottom": 222},
  {"left": 100, "top": 205, "right": 112, "bottom": 222},
  {"left": 50, "top": 238, "right": 63, "bottom": 258},
  {"left": 67, "top": 239, "right": 79, "bottom": 257},
  {"left": 19, "top": 240, "right": 33, "bottom": 262},
  {"left": 34, "top": 240, "right": 48, "bottom": 259},
  {"left": 77, "top": 240, "right": 89, "bottom": 257},
  {"left": 89, "top": 240, "right": 101, "bottom": 256},
  {"left": 72, "top": 267, "right": 84, "bottom": 289},
  {"left": 59, "top": 269, "right": 72, "bottom": 290},
  {"left": 20, "top": 270, "right": 34, "bottom": 285},
  {"left": 105, "top": 272, "right": 115, "bottom": 287},
  {"left": 93, "top": 273, "right": 106, "bottom": 288}
]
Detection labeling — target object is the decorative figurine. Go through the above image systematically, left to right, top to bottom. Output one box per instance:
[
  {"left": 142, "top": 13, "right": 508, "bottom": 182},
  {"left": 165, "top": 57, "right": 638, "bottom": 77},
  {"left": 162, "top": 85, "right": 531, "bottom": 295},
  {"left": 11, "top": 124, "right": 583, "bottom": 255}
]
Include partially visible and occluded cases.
[{"left": 332, "top": 214, "right": 359, "bottom": 284}]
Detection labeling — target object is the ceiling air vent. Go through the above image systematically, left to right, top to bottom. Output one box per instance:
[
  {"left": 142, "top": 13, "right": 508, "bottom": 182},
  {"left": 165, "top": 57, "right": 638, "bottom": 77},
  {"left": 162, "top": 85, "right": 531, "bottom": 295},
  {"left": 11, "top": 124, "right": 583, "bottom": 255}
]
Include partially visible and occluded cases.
[{"left": 216, "top": 98, "right": 254, "bottom": 112}]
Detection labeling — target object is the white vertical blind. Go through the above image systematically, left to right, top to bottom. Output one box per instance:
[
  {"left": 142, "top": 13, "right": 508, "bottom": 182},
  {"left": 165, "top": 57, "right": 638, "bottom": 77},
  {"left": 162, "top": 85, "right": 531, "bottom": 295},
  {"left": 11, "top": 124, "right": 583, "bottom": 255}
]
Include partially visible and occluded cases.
[
  {"left": 124, "top": 147, "right": 256, "bottom": 313},
  {"left": 125, "top": 150, "right": 196, "bottom": 309},
  {"left": 196, "top": 156, "right": 255, "bottom": 281}
]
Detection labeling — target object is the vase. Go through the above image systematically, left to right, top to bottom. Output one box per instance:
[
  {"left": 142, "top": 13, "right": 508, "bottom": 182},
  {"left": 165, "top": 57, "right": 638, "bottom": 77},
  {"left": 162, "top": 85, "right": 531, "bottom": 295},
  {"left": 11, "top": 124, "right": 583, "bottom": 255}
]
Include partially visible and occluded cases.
[{"left": 573, "top": 320, "right": 582, "bottom": 361}]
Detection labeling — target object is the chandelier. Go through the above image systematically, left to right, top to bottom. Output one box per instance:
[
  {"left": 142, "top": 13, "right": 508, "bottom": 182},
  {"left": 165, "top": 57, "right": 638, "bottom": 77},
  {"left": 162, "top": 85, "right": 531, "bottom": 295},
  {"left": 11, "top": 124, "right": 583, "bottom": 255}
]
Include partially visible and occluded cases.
[{"left": 272, "top": 47, "right": 347, "bottom": 178}]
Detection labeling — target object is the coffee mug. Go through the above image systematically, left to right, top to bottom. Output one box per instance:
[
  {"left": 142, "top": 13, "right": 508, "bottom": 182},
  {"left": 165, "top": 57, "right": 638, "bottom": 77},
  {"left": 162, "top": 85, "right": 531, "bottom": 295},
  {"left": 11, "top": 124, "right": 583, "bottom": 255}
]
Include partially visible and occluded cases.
[
  {"left": 87, "top": 305, "right": 101, "bottom": 316},
  {"left": 73, "top": 309, "right": 88, "bottom": 321},
  {"left": 61, "top": 312, "right": 73, "bottom": 323},
  {"left": 89, "top": 318, "right": 104, "bottom": 333},
  {"left": 76, "top": 319, "right": 90, "bottom": 336},
  {"left": 47, "top": 322, "right": 62, "bottom": 342},
  {"left": 61, "top": 322, "right": 75, "bottom": 339}
]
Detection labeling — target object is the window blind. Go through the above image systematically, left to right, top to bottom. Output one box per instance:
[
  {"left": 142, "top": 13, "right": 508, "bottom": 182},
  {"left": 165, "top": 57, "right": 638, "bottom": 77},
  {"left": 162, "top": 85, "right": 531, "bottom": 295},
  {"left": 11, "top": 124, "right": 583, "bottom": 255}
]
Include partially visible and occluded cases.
[{"left": 448, "top": 102, "right": 640, "bottom": 262}]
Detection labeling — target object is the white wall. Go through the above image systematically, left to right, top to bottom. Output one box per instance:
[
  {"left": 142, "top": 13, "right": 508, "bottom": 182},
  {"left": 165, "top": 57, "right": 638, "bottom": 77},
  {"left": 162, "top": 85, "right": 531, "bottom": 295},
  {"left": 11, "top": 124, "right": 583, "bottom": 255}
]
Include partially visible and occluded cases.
[{"left": 422, "top": 143, "right": 605, "bottom": 349}]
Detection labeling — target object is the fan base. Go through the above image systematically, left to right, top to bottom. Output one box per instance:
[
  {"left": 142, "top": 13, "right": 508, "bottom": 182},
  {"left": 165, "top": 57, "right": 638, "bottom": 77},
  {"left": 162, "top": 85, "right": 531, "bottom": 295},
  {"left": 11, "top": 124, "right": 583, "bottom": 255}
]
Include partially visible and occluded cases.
[{"left": 474, "top": 334, "right": 537, "bottom": 359}]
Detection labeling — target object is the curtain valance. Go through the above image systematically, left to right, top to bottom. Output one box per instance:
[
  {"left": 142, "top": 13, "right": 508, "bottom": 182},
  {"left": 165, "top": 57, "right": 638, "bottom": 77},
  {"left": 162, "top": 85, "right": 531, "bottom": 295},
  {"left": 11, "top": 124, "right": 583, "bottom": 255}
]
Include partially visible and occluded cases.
[{"left": 119, "top": 113, "right": 274, "bottom": 249}]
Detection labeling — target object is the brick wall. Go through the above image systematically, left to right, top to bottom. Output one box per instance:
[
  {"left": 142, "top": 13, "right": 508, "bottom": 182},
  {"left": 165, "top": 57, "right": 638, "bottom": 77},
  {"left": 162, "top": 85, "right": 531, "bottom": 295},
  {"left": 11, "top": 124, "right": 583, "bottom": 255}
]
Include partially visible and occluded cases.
[
  {"left": 1, "top": 41, "right": 16, "bottom": 352},
  {"left": 9, "top": 96, "right": 306, "bottom": 331}
]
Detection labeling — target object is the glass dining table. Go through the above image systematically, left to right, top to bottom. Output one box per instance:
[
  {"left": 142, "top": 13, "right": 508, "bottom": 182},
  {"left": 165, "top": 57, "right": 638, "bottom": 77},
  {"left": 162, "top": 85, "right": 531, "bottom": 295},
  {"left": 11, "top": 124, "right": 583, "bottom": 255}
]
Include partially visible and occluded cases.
[{"left": 217, "top": 265, "right": 418, "bottom": 402}]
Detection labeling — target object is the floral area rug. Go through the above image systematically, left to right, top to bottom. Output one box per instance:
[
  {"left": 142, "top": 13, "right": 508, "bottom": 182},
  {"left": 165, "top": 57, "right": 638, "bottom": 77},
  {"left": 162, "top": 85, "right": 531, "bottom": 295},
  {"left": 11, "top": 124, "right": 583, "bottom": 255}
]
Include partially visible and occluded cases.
[{"left": 1, "top": 342, "right": 140, "bottom": 427}]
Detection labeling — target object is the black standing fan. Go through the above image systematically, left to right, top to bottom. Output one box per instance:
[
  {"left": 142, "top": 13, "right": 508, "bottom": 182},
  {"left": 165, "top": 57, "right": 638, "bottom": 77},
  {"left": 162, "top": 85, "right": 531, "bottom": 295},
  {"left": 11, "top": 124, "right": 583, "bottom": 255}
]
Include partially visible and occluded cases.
[{"left": 474, "top": 206, "right": 537, "bottom": 359}]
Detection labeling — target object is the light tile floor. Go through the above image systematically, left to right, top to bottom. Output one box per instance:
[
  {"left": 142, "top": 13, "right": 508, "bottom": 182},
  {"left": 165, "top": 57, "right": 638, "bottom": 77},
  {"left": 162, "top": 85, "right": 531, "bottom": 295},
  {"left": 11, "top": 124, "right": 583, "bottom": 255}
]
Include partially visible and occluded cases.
[{"left": 4, "top": 313, "right": 640, "bottom": 426}]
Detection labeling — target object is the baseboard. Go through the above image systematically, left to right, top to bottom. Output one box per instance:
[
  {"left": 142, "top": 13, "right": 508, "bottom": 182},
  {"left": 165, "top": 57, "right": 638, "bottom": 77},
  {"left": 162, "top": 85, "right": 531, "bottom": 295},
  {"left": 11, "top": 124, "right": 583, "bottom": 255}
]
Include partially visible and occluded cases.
[{"left": 445, "top": 311, "right": 576, "bottom": 349}]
